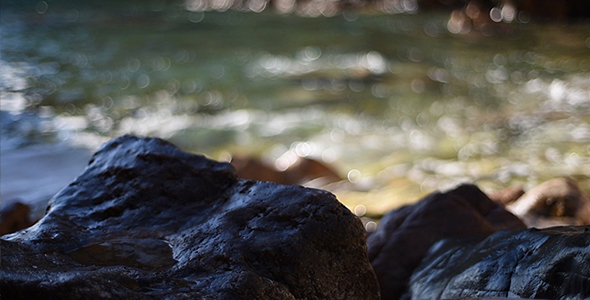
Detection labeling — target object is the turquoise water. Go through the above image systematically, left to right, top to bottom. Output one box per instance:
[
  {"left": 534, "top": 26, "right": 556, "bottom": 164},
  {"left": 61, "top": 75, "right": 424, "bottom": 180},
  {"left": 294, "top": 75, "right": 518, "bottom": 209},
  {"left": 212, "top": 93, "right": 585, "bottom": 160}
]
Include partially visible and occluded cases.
[{"left": 2, "top": 2, "right": 590, "bottom": 213}]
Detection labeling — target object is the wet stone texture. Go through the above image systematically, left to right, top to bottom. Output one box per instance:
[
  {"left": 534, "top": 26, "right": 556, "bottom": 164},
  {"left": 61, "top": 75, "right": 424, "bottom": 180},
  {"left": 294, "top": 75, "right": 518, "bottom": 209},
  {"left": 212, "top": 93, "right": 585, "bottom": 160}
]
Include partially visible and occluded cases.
[
  {"left": 0, "top": 135, "right": 380, "bottom": 300},
  {"left": 507, "top": 177, "right": 590, "bottom": 228},
  {"left": 367, "top": 184, "right": 527, "bottom": 300},
  {"left": 406, "top": 226, "right": 590, "bottom": 299}
]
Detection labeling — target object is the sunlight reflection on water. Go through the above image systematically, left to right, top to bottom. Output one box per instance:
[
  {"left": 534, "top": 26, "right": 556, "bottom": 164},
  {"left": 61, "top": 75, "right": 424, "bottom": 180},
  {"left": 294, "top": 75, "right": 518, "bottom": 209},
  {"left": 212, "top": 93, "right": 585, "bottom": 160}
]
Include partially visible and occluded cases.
[{"left": 1, "top": 2, "right": 590, "bottom": 213}]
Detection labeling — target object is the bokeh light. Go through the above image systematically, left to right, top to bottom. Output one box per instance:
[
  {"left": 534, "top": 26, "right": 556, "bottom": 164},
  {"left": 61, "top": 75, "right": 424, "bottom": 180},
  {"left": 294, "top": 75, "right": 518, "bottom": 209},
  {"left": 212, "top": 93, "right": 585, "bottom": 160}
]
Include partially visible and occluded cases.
[{"left": 2, "top": 0, "right": 590, "bottom": 219}]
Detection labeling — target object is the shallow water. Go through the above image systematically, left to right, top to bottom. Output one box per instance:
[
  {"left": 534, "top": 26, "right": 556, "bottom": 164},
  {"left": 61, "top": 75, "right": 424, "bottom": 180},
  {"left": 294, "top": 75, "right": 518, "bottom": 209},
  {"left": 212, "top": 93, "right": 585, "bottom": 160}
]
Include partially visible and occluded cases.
[{"left": 2, "top": 1, "right": 590, "bottom": 216}]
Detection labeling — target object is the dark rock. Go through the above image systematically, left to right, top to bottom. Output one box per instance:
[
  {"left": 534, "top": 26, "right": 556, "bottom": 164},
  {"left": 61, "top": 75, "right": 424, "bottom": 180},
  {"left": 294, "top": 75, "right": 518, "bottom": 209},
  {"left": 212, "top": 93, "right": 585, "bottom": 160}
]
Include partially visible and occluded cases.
[
  {"left": 1, "top": 135, "right": 379, "bottom": 300},
  {"left": 507, "top": 177, "right": 590, "bottom": 228},
  {"left": 367, "top": 184, "right": 526, "bottom": 300},
  {"left": 0, "top": 201, "right": 34, "bottom": 236},
  {"left": 407, "top": 226, "right": 590, "bottom": 299},
  {"left": 444, "top": 299, "right": 537, "bottom": 300}
]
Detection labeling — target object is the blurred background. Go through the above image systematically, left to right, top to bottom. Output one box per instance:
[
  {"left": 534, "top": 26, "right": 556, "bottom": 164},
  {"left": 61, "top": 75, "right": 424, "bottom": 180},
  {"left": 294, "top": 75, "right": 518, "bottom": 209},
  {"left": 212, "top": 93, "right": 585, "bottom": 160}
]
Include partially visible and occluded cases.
[{"left": 2, "top": 0, "right": 590, "bottom": 221}]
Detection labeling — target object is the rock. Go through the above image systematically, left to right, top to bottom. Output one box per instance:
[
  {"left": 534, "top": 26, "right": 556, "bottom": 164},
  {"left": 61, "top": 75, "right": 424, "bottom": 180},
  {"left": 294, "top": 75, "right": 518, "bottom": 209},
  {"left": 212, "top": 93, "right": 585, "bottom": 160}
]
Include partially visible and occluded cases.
[
  {"left": 416, "top": 0, "right": 590, "bottom": 19},
  {"left": 1, "top": 135, "right": 380, "bottom": 300},
  {"left": 231, "top": 155, "right": 341, "bottom": 186},
  {"left": 231, "top": 155, "right": 283, "bottom": 183},
  {"left": 507, "top": 178, "right": 590, "bottom": 228},
  {"left": 367, "top": 184, "right": 526, "bottom": 300},
  {"left": 487, "top": 185, "right": 525, "bottom": 206},
  {"left": 0, "top": 201, "right": 34, "bottom": 236},
  {"left": 407, "top": 226, "right": 590, "bottom": 299},
  {"left": 444, "top": 299, "right": 536, "bottom": 300}
]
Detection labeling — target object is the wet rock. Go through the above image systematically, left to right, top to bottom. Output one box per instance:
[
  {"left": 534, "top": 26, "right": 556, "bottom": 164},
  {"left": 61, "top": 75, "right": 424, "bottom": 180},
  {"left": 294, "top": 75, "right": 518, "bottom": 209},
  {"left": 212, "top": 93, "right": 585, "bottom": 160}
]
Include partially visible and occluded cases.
[
  {"left": 1, "top": 135, "right": 379, "bottom": 300},
  {"left": 231, "top": 155, "right": 341, "bottom": 186},
  {"left": 507, "top": 177, "right": 590, "bottom": 228},
  {"left": 367, "top": 184, "right": 526, "bottom": 300},
  {"left": 487, "top": 185, "right": 525, "bottom": 206},
  {"left": 0, "top": 201, "right": 34, "bottom": 236},
  {"left": 407, "top": 226, "right": 590, "bottom": 299},
  {"left": 444, "top": 299, "right": 536, "bottom": 300}
]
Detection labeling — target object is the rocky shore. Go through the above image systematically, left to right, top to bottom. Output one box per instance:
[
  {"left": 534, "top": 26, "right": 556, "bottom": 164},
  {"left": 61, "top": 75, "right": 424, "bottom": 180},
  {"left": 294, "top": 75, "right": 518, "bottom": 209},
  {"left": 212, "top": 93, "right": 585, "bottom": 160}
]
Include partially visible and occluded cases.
[{"left": 2, "top": 135, "right": 589, "bottom": 299}]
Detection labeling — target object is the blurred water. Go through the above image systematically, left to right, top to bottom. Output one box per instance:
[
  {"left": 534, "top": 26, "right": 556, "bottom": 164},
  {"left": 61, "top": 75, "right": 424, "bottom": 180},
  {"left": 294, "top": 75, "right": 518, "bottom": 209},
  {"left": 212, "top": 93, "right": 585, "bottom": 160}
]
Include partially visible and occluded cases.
[{"left": 2, "top": 1, "right": 590, "bottom": 214}]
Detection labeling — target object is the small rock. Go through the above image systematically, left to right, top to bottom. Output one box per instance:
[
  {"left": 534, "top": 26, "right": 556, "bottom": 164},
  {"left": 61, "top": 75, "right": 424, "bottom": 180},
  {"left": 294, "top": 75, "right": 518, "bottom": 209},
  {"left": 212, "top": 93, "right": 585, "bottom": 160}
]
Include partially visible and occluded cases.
[
  {"left": 1, "top": 135, "right": 379, "bottom": 300},
  {"left": 231, "top": 155, "right": 341, "bottom": 186},
  {"left": 231, "top": 155, "right": 283, "bottom": 183},
  {"left": 282, "top": 156, "right": 342, "bottom": 185},
  {"left": 507, "top": 178, "right": 590, "bottom": 227},
  {"left": 367, "top": 184, "right": 525, "bottom": 300},
  {"left": 487, "top": 185, "right": 525, "bottom": 206},
  {"left": 0, "top": 201, "right": 34, "bottom": 236},
  {"left": 407, "top": 226, "right": 590, "bottom": 299}
]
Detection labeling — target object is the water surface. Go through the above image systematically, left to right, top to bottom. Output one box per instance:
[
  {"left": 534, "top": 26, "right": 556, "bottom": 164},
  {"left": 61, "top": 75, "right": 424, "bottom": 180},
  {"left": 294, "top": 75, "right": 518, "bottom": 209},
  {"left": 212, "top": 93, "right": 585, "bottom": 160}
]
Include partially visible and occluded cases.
[{"left": 2, "top": 2, "right": 590, "bottom": 216}]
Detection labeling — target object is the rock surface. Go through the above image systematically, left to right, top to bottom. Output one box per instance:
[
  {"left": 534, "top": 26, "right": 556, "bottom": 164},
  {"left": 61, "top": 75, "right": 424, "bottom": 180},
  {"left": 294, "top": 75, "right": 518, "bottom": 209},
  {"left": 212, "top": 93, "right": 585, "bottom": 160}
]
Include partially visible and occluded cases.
[
  {"left": 1, "top": 135, "right": 380, "bottom": 300},
  {"left": 231, "top": 155, "right": 341, "bottom": 186},
  {"left": 507, "top": 177, "right": 590, "bottom": 228},
  {"left": 367, "top": 184, "right": 526, "bottom": 300},
  {"left": 487, "top": 185, "right": 525, "bottom": 206},
  {"left": 0, "top": 202, "right": 34, "bottom": 236},
  {"left": 406, "top": 226, "right": 590, "bottom": 299}
]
